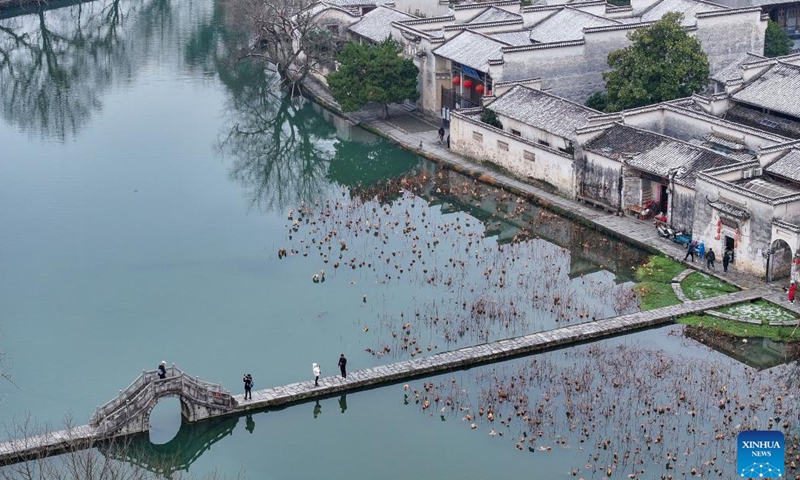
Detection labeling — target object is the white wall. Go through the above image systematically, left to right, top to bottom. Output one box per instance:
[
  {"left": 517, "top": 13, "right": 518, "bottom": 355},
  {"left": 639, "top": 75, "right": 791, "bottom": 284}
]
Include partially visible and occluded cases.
[{"left": 450, "top": 113, "right": 576, "bottom": 195}]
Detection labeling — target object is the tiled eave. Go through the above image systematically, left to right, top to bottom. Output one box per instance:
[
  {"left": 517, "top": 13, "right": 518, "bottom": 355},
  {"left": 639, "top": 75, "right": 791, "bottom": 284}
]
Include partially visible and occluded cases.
[
  {"left": 453, "top": 0, "right": 520, "bottom": 11},
  {"left": 399, "top": 15, "right": 455, "bottom": 26},
  {"left": 444, "top": 19, "right": 524, "bottom": 31},
  {"left": 698, "top": 173, "right": 800, "bottom": 205},
  {"left": 708, "top": 200, "right": 751, "bottom": 219},
  {"left": 773, "top": 219, "right": 800, "bottom": 233}
]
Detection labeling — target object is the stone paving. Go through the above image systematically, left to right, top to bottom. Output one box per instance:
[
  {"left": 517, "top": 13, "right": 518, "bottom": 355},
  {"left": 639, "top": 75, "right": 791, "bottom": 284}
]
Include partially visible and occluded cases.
[{"left": 231, "top": 286, "right": 769, "bottom": 411}]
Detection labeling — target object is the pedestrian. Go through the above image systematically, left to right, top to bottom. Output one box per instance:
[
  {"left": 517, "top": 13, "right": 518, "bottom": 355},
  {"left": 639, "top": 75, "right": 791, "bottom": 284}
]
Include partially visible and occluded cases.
[
  {"left": 437, "top": 126, "right": 445, "bottom": 143},
  {"left": 446, "top": 134, "right": 450, "bottom": 149},
  {"left": 683, "top": 242, "right": 695, "bottom": 262},
  {"left": 698, "top": 242, "right": 705, "bottom": 261},
  {"left": 706, "top": 248, "right": 716, "bottom": 270},
  {"left": 722, "top": 249, "right": 731, "bottom": 272},
  {"left": 789, "top": 282, "right": 797, "bottom": 304},
  {"left": 338, "top": 354, "right": 347, "bottom": 378},
  {"left": 157, "top": 361, "right": 167, "bottom": 379},
  {"left": 312, "top": 362, "right": 321, "bottom": 387},
  {"left": 243, "top": 373, "right": 253, "bottom": 400}
]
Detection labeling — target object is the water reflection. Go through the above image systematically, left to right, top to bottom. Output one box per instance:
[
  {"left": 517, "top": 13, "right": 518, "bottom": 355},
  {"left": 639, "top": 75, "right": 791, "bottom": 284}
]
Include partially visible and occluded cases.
[
  {"left": 0, "top": 0, "right": 224, "bottom": 140},
  {"left": 685, "top": 325, "right": 800, "bottom": 369},
  {"left": 338, "top": 394, "right": 347, "bottom": 414},
  {"left": 312, "top": 400, "right": 321, "bottom": 419},
  {"left": 99, "top": 414, "right": 238, "bottom": 477},
  {"left": 244, "top": 414, "right": 255, "bottom": 434}
]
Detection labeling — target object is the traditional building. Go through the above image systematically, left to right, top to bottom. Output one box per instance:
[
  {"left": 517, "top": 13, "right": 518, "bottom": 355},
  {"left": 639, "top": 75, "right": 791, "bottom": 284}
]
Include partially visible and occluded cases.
[
  {"left": 449, "top": 85, "right": 597, "bottom": 195},
  {"left": 692, "top": 141, "right": 800, "bottom": 281}
]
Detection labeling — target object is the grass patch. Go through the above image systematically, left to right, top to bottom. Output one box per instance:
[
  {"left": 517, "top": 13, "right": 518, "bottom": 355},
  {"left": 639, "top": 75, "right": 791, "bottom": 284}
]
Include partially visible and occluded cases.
[
  {"left": 634, "top": 255, "right": 684, "bottom": 310},
  {"left": 681, "top": 272, "right": 738, "bottom": 300},
  {"left": 718, "top": 300, "right": 797, "bottom": 323},
  {"left": 679, "top": 314, "right": 800, "bottom": 342}
]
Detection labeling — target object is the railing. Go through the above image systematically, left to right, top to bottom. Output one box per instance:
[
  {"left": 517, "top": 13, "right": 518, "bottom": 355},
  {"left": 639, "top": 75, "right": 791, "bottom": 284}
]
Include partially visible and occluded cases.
[{"left": 90, "top": 365, "right": 233, "bottom": 431}]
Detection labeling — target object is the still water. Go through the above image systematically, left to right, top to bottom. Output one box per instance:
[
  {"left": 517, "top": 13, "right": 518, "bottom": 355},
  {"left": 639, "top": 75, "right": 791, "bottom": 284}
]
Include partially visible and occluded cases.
[{"left": 0, "top": 0, "right": 794, "bottom": 477}]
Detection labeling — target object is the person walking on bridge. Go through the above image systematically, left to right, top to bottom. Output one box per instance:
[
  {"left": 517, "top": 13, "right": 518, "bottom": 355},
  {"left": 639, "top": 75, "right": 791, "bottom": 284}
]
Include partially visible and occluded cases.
[
  {"left": 338, "top": 354, "right": 347, "bottom": 378},
  {"left": 157, "top": 361, "right": 167, "bottom": 379},
  {"left": 313, "top": 363, "right": 321, "bottom": 387},
  {"left": 243, "top": 374, "right": 253, "bottom": 400}
]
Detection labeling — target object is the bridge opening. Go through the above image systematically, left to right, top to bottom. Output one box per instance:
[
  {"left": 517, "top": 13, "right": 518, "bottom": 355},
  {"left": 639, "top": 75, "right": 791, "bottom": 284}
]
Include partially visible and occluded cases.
[{"left": 148, "top": 397, "right": 182, "bottom": 444}]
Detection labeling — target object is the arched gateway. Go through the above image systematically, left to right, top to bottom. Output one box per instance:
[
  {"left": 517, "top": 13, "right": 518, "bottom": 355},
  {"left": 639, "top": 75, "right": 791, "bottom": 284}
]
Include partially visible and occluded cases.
[
  {"left": 769, "top": 239, "right": 794, "bottom": 282},
  {"left": 89, "top": 365, "right": 236, "bottom": 436}
]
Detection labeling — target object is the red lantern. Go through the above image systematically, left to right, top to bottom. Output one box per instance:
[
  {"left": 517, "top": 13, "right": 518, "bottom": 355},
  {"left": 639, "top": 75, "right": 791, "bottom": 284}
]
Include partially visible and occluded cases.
[
  {"left": 452, "top": 77, "right": 460, "bottom": 86},
  {"left": 463, "top": 79, "right": 473, "bottom": 89},
  {"left": 475, "top": 84, "right": 484, "bottom": 94},
  {"left": 486, "top": 90, "right": 492, "bottom": 96}
]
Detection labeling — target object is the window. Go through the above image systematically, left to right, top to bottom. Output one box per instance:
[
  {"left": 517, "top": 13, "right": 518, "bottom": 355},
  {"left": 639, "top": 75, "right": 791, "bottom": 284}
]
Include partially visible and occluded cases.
[
  {"left": 326, "top": 25, "right": 339, "bottom": 34},
  {"left": 511, "top": 129, "right": 521, "bottom": 137},
  {"left": 473, "top": 131, "right": 483, "bottom": 142},
  {"left": 538, "top": 139, "right": 550, "bottom": 147},
  {"left": 497, "top": 140, "right": 509, "bottom": 151},
  {"left": 523, "top": 151, "right": 536, "bottom": 161}
]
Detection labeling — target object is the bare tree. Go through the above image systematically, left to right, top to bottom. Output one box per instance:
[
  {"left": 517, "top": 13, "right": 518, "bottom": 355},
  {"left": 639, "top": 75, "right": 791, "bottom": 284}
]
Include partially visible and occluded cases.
[{"left": 224, "top": 0, "right": 343, "bottom": 95}]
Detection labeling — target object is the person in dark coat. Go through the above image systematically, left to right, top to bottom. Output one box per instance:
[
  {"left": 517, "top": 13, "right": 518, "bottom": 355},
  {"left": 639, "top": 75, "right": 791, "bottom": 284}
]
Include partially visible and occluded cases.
[
  {"left": 437, "top": 127, "right": 445, "bottom": 143},
  {"left": 683, "top": 242, "right": 695, "bottom": 262},
  {"left": 706, "top": 248, "right": 716, "bottom": 270},
  {"left": 722, "top": 250, "right": 732, "bottom": 272},
  {"left": 338, "top": 354, "right": 347, "bottom": 378},
  {"left": 157, "top": 361, "right": 167, "bottom": 379},
  {"left": 243, "top": 373, "right": 253, "bottom": 400}
]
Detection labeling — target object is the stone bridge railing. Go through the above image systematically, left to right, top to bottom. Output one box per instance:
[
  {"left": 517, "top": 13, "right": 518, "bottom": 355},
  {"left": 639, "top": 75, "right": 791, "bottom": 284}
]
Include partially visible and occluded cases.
[{"left": 89, "top": 365, "right": 236, "bottom": 436}]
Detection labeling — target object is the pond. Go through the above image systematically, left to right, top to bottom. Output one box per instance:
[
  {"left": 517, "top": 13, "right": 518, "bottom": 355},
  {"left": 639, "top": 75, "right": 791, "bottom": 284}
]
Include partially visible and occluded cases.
[{"left": 0, "top": 0, "right": 796, "bottom": 478}]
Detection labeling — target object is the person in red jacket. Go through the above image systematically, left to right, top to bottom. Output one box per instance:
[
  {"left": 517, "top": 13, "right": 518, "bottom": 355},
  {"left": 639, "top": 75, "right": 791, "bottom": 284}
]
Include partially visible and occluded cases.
[{"left": 789, "top": 282, "right": 797, "bottom": 304}]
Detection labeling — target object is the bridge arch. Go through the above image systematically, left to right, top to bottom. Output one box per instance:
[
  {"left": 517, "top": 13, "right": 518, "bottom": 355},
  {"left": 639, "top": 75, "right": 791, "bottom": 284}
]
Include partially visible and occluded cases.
[{"left": 89, "top": 365, "right": 236, "bottom": 437}]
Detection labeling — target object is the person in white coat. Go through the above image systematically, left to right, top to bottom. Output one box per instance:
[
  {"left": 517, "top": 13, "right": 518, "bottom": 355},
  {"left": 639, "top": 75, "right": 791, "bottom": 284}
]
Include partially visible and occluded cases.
[{"left": 312, "top": 363, "right": 321, "bottom": 387}]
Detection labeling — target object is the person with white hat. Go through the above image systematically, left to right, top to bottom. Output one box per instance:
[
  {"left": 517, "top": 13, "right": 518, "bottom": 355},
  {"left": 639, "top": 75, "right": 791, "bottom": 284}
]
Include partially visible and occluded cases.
[{"left": 157, "top": 361, "right": 167, "bottom": 379}]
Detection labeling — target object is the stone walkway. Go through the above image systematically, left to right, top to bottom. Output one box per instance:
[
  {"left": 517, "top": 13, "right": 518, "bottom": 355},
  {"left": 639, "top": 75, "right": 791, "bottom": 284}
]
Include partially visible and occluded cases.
[
  {"left": 0, "top": 285, "right": 771, "bottom": 466},
  {"left": 232, "top": 286, "right": 769, "bottom": 410}
]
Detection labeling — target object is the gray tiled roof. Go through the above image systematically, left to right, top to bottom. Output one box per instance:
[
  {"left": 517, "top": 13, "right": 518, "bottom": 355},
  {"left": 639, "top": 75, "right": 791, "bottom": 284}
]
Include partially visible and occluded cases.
[
  {"left": 323, "top": 0, "right": 391, "bottom": 6},
  {"left": 639, "top": 0, "right": 725, "bottom": 24},
  {"left": 349, "top": 6, "right": 415, "bottom": 42},
  {"left": 467, "top": 6, "right": 522, "bottom": 23},
  {"left": 528, "top": 8, "right": 618, "bottom": 43},
  {"left": 432, "top": 30, "right": 506, "bottom": 72},
  {"left": 490, "top": 30, "right": 533, "bottom": 46},
  {"left": 711, "top": 52, "right": 764, "bottom": 84},
  {"left": 732, "top": 63, "right": 800, "bottom": 119},
  {"left": 487, "top": 85, "right": 597, "bottom": 139},
  {"left": 723, "top": 105, "right": 800, "bottom": 139},
  {"left": 584, "top": 124, "right": 741, "bottom": 188},
  {"left": 766, "top": 149, "right": 800, "bottom": 182},
  {"left": 735, "top": 177, "right": 800, "bottom": 198},
  {"left": 709, "top": 200, "right": 751, "bottom": 219}
]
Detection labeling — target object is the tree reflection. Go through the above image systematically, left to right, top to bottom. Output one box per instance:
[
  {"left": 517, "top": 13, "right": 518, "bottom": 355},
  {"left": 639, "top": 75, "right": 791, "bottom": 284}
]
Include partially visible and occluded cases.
[
  {"left": 0, "top": 0, "right": 202, "bottom": 140},
  {"left": 217, "top": 61, "right": 337, "bottom": 212}
]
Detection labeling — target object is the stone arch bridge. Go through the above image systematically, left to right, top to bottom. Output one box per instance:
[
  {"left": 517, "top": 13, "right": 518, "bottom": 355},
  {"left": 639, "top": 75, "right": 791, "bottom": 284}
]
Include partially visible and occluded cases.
[{"left": 88, "top": 365, "right": 237, "bottom": 436}]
